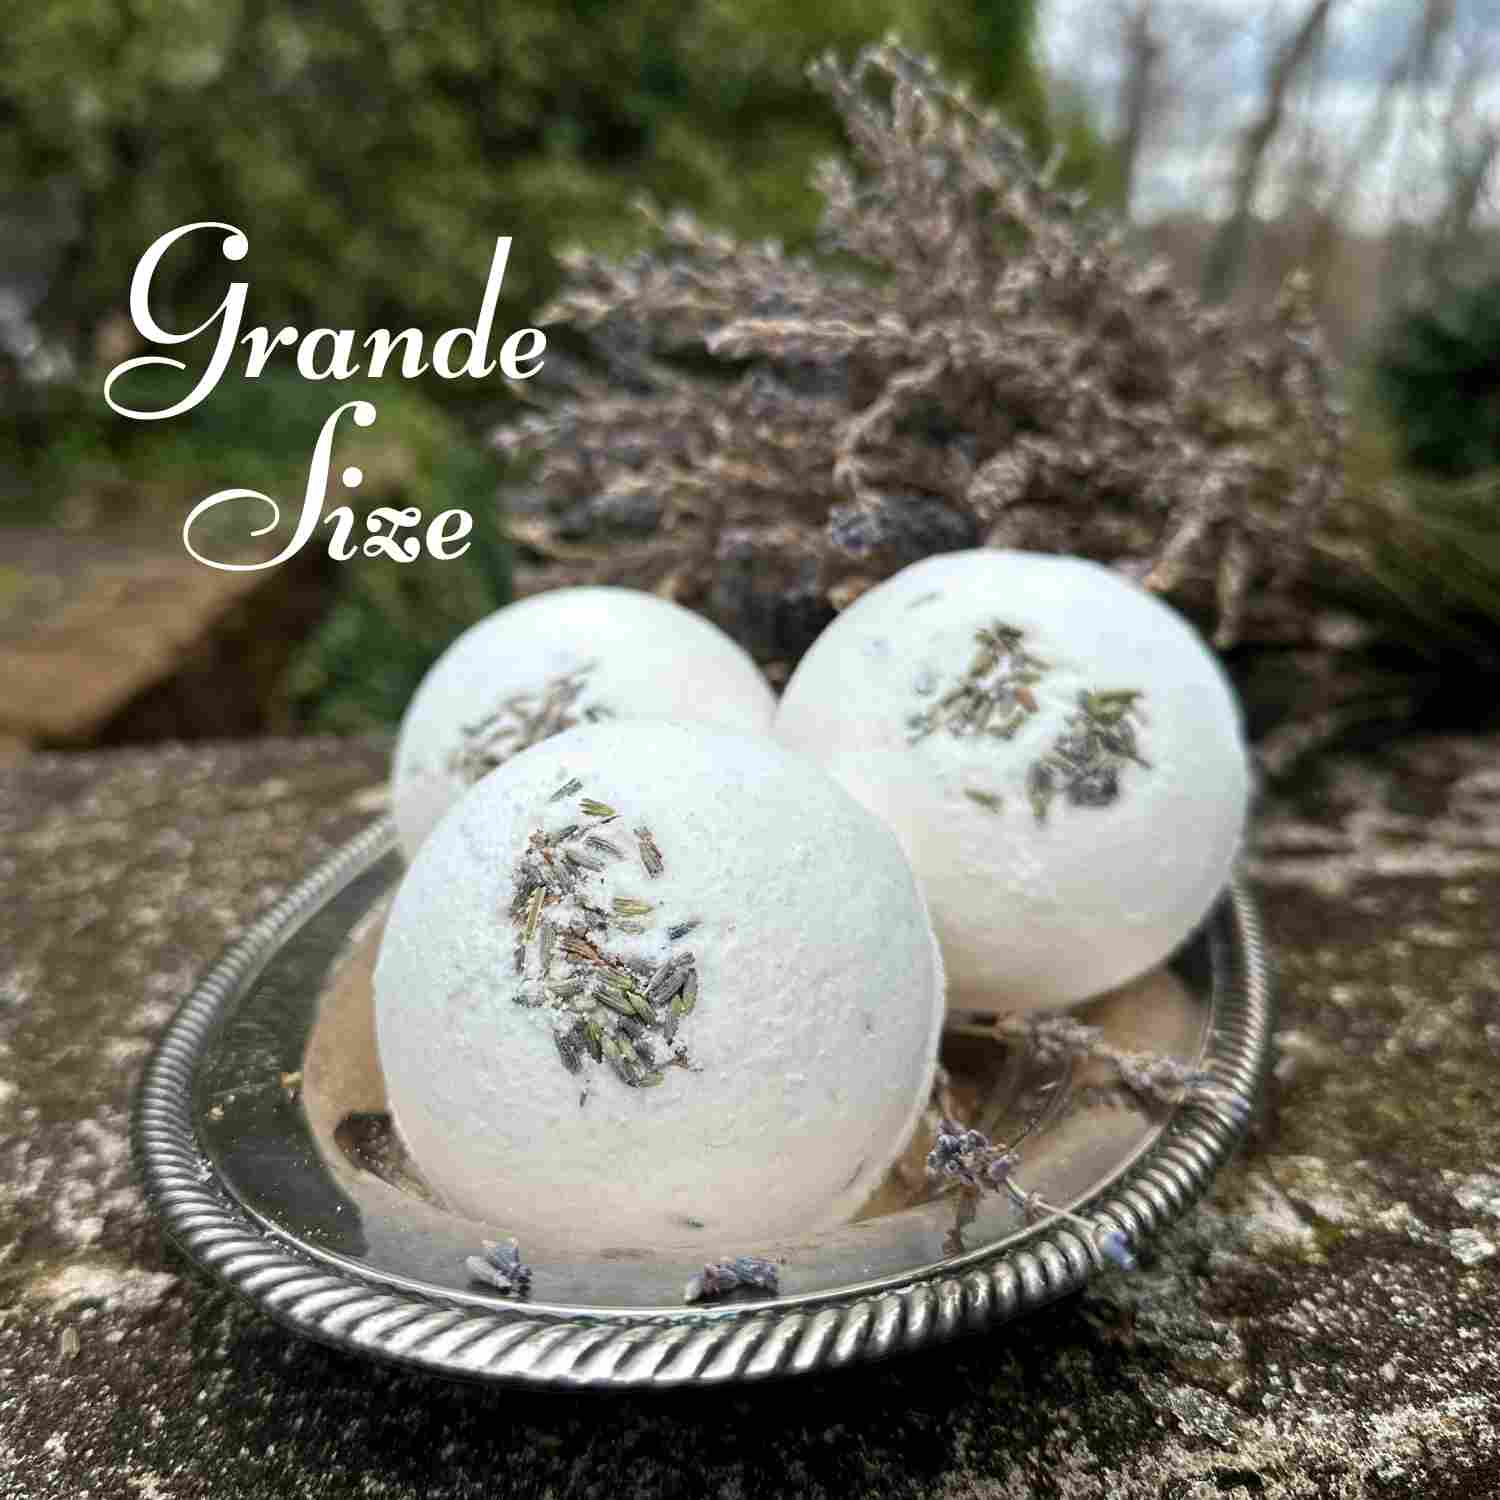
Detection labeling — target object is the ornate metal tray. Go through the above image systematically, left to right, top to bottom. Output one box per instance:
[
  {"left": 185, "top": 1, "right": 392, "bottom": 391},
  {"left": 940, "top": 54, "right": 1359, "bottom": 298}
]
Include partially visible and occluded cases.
[{"left": 133, "top": 817, "right": 1272, "bottom": 1388}]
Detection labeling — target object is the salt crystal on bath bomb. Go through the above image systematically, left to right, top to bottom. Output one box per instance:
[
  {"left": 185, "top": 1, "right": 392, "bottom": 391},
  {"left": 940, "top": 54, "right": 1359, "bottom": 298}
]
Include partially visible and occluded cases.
[
  {"left": 774, "top": 550, "right": 1250, "bottom": 1012},
  {"left": 391, "top": 586, "right": 776, "bottom": 858},
  {"left": 374, "top": 720, "right": 945, "bottom": 1246}
]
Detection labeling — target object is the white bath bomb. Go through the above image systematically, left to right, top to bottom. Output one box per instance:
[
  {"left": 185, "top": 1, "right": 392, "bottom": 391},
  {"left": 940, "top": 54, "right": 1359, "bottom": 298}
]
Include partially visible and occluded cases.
[
  {"left": 775, "top": 550, "right": 1250, "bottom": 1012},
  {"left": 391, "top": 586, "right": 776, "bottom": 858},
  {"left": 374, "top": 720, "right": 945, "bottom": 1246}
]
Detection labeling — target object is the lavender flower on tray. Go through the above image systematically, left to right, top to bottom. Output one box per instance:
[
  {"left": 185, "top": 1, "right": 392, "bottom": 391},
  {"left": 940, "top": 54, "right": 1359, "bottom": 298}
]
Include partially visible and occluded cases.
[
  {"left": 926, "top": 1116, "right": 1137, "bottom": 1271},
  {"left": 927, "top": 1117, "right": 1021, "bottom": 1193},
  {"left": 465, "top": 1237, "right": 533, "bottom": 1297},
  {"left": 683, "top": 1255, "right": 780, "bottom": 1304}
]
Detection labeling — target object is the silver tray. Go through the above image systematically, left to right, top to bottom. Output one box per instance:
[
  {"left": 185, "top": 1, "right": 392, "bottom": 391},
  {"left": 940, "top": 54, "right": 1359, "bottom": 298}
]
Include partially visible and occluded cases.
[{"left": 133, "top": 817, "right": 1273, "bottom": 1389}]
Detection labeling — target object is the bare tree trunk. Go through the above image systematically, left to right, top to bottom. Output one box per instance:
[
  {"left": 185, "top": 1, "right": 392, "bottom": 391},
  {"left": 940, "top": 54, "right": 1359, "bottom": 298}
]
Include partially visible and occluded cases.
[
  {"left": 1202, "top": 0, "right": 1340, "bottom": 304},
  {"left": 1305, "top": 0, "right": 1454, "bottom": 301},
  {"left": 1115, "top": 2, "right": 1164, "bottom": 219},
  {"left": 1421, "top": 27, "right": 1499, "bottom": 289},
  {"left": 1424, "top": 131, "right": 1500, "bottom": 286}
]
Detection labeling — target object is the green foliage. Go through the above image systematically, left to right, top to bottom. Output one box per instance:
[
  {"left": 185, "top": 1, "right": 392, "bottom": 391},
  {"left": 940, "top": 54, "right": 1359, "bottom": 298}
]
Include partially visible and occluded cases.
[
  {"left": 1, "top": 0, "right": 1105, "bottom": 364},
  {"left": 1, "top": 3, "right": 1118, "bottom": 734},
  {"left": 1372, "top": 277, "right": 1500, "bottom": 478},
  {"left": 1362, "top": 279, "right": 1500, "bottom": 667},
  {"left": 4, "top": 363, "right": 455, "bottom": 528},
  {"left": 5, "top": 365, "right": 373, "bottom": 529},
  {"left": 0, "top": 366, "right": 513, "bottom": 729},
  {"left": 1336, "top": 373, "right": 1500, "bottom": 672},
  {"left": 282, "top": 442, "right": 514, "bottom": 733},
  {"left": 1354, "top": 471, "right": 1500, "bottom": 675}
]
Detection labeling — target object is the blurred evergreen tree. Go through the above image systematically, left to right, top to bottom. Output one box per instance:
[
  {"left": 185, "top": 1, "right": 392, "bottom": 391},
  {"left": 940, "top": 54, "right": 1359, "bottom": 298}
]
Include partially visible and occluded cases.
[
  {"left": 0, "top": 0, "right": 1107, "bottom": 368},
  {"left": 1372, "top": 277, "right": 1500, "bottom": 478},
  {"left": 1359, "top": 278, "right": 1500, "bottom": 676}
]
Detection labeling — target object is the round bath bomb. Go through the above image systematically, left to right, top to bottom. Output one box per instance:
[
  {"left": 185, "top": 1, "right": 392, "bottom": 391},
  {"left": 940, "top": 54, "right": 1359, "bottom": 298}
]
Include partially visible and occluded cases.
[
  {"left": 774, "top": 550, "right": 1250, "bottom": 1012},
  {"left": 391, "top": 586, "right": 776, "bottom": 858},
  {"left": 374, "top": 720, "right": 945, "bottom": 1246}
]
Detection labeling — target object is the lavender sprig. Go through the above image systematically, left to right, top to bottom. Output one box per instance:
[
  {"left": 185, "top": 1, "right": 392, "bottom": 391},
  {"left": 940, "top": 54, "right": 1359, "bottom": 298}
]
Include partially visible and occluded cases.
[
  {"left": 1001, "top": 1014, "right": 1250, "bottom": 1123},
  {"left": 925, "top": 1117, "right": 1137, "bottom": 1272},
  {"left": 926, "top": 1117, "right": 1020, "bottom": 1193},
  {"left": 465, "top": 1237, "right": 533, "bottom": 1297},
  {"left": 683, "top": 1255, "right": 780, "bottom": 1304}
]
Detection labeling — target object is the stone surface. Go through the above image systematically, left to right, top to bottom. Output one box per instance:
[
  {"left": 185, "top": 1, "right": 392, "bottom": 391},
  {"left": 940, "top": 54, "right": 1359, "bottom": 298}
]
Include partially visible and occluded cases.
[
  {"left": 0, "top": 528, "right": 328, "bottom": 747},
  {"left": 1, "top": 733, "right": 1498, "bottom": 1498}
]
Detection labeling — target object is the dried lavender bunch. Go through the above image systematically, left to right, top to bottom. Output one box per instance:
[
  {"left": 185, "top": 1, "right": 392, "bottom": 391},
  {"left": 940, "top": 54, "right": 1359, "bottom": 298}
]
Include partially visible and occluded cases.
[
  {"left": 497, "top": 38, "right": 1345, "bottom": 665},
  {"left": 465, "top": 1237, "right": 533, "bottom": 1297},
  {"left": 683, "top": 1255, "right": 780, "bottom": 1304}
]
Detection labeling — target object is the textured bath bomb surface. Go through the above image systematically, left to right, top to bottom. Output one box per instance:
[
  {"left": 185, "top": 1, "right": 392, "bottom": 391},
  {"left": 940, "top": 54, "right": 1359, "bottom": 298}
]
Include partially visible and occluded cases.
[
  {"left": 774, "top": 550, "right": 1250, "bottom": 1012},
  {"left": 391, "top": 586, "right": 776, "bottom": 858},
  {"left": 374, "top": 721, "right": 945, "bottom": 1246}
]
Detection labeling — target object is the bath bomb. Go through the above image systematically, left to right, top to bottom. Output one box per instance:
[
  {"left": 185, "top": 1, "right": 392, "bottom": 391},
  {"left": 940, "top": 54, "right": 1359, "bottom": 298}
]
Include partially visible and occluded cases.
[
  {"left": 774, "top": 550, "right": 1250, "bottom": 1012},
  {"left": 391, "top": 586, "right": 776, "bottom": 858},
  {"left": 374, "top": 720, "right": 945, "bottom": 1246}
]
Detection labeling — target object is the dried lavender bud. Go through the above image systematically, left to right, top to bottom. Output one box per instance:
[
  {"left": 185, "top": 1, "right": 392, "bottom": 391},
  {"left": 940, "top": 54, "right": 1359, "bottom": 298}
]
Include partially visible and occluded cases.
[
  {"left": 1027, "top": 689, "right": 1149, "bottom": 824},
  {"left": 634, "top": 824, "right": 665, "bottom": 878},
  {"left": 646, "top": 952, "right": 694, "bottom": 1003},
  {"left": 581, "top": 1020, "right": 605, "bottom": 1062},
  {"left": 553, "top": 1028, "right": 584, "bottom": 1075},
  {"left": 925, "top": 1117, "right": 1019, "bottom": 1193},
  {"left": 1093, "top": 1226, "right": 1137, "bottom": 1272},
  {"left": 465, "top": 1237, "right": 533, "bottom": 1297},
  {"left": 683, "top": 1255, "right": 781, "bottom": 1304}
]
